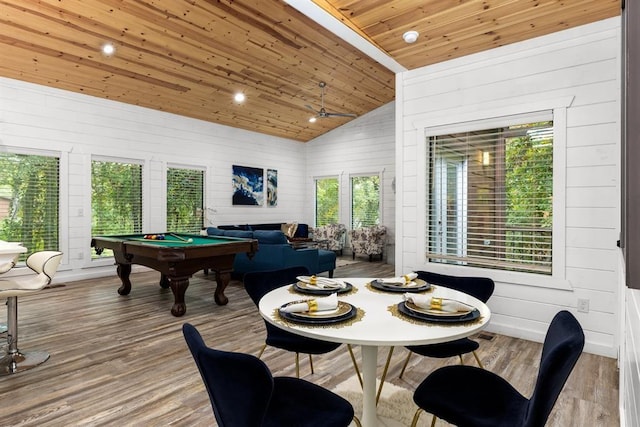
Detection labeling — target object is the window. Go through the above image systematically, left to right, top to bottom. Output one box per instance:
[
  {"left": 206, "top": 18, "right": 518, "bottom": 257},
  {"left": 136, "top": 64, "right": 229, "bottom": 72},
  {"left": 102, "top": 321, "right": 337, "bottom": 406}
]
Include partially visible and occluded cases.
[
  {"left": 427, "top": 120, "right": 553, "bottom": 275},
  {"left": 0, "top": 152, "right": 59, "bottom": 258},
  {"left": 91, "top": 159, "right": 142, "bottom": 257},
  {"left": 167, "top": 167, "right": 204, "bottom": 232},
  {"left": 351, "top": 175, "right": 380, "bottom": 228},
  {"left": 315, "top": 177, "right": 339, "bottom": 226}
]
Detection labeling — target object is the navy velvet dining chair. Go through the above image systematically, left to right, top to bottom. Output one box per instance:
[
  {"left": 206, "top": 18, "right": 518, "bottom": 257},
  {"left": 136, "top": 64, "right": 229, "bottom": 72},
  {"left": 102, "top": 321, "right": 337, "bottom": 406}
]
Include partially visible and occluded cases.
[
  {"left": 244, "top": 266, "right": 362, "bottom": 384},
  {"left": 244, "top": 266, "right": 349, "bottom": 378},
  {"left": 377, "top": 271, "right": 494, "bottom": 401},
  {"left": 400, "top": 271, "right": 495, "bottom": 373},
  {"left": 410, "top": 310, "right": 585, "bottom": 427},
  {"left": 182, "top": 323, "right": 357, "bottom": 427}
]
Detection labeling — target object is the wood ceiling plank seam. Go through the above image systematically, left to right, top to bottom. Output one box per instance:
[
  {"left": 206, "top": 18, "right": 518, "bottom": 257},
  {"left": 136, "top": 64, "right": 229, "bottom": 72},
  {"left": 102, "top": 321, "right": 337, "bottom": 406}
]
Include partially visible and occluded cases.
[
  {"left": 309, "top": 0, "right": 387, "bottom": 52},
  {"left": 326, "top": 0, "right": 442, "bottom": 33},
  {"left": 365, "top": 0, "right": 530, "bottom": 41},
  {"left": 374, "top": 0, "right": 618, "bottom": 52},
  {"left": 390, "top": 0, "right": 620, "bottom": 64},
  {"left": 391, "top": 1, "right": 620, "bottom": 67},
  {"left": 0, "top": 33, "right": 190, "bottom": 93}
]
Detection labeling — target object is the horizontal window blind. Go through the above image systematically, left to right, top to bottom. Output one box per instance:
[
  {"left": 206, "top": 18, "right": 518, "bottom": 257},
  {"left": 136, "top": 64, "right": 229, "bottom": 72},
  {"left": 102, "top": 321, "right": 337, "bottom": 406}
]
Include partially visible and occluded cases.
[
  {"left": 427, "top": 121, "right": 553, "bottom": 275},
  {"left": 0, "top": 152, "right": 60, "bottom": 259},
  {"left": 92, "top": 160, "right": 142, "bottom": 258},
  {"left": 167, "top": 167, "right": 204, "bottom": 233},
  {"left": 351, "top": 175, "right": 380, "bottom": 229},
  {"left": 315, "top": 177, "right": 339, "bottom": 227}
]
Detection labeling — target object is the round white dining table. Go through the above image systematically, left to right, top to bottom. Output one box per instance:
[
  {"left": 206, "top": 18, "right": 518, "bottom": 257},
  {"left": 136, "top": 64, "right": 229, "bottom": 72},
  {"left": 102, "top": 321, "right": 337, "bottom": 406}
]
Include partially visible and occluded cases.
[{"left": 258, "top": 277, "right": 491, "bottom": 427}]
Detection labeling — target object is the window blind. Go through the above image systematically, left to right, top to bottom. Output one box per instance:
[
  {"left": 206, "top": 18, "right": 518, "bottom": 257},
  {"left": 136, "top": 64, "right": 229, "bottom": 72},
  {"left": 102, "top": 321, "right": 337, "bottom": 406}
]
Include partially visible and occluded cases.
[
  {"left": 427, "top": 121, "right": 553, "bottom": 275},
  {"left": 0, "top": 152, "right": 60, "bottom": 258},
  {"left": 91, "top": 159, "right": 142, "bottom": 243},
  {"left": 167, "top": 167, "right": 204, "bottom": 233},
  {"left": 351, "top": 175, "right": 380, "bottom": 229},
  {"left": 315, "top": 177, "right": 339, "bottom": 226}
]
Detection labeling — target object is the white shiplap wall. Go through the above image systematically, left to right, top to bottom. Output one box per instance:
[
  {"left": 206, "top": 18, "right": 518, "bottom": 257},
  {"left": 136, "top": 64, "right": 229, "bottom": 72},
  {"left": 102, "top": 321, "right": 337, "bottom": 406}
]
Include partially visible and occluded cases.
[
  {"left": 396, "top": 18, "right": 621, "bottom": 357},
  {"left": 0, "top": 77, "right": 307, "bottom": 282},
  {"left": 305, "top": 103, "right": 396, "bottom": 263}
]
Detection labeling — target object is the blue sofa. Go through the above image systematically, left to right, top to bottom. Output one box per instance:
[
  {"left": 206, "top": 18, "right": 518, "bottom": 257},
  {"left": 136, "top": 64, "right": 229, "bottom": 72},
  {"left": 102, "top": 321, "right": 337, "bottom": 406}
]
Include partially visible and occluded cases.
[{"left": 205, "top": 228, "right": 336, "bottom": 279}]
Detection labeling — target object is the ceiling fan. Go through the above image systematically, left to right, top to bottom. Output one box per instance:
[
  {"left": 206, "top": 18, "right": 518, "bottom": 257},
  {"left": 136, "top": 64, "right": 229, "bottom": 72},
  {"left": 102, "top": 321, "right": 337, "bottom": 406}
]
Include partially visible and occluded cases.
[{"left": 305, "top": 82, "right": 357, "bottom": 119}]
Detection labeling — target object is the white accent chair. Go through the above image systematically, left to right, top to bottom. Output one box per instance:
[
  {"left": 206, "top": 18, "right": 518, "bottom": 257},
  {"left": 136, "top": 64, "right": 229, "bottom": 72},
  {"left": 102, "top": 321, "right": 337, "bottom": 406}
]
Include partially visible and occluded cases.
[{"left": 0, "top": 251, "right": 63, "bottom": 375}]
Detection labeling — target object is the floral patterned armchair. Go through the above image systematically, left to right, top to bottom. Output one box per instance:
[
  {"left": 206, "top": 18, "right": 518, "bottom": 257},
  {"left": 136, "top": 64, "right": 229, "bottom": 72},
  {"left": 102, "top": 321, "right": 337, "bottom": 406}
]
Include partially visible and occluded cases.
[
  {"left": 311, "top": 223, "right": 346, "bottom": 254},
  {"left": 349, "top": 225, "right": 387, "bottom": 261}
]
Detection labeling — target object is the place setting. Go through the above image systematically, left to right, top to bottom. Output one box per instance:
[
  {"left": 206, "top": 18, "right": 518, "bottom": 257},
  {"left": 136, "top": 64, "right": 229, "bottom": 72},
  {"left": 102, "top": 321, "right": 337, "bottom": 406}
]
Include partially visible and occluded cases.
[
  {"left": 368, "top": 272, "right": 432, "bottom": 293},
  {"left": 291, "top": 275, "right": 355, "bottom": 295},
  {"left": 276, "top": 293, "right": 361, "bottom": 326},
  {"left": 393, "top": 293, "right": 481, "bottom": 324}
]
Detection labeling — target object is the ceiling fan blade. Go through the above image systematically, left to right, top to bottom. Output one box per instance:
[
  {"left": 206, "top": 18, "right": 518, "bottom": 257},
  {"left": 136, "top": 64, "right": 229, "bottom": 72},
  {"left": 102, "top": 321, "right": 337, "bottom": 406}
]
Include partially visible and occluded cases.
[
  {"left": 305, "top": 104, "right": 317, "bottom": 113},
  {"left": 324, "top": 112, "right": 357, "bottom": 118}
]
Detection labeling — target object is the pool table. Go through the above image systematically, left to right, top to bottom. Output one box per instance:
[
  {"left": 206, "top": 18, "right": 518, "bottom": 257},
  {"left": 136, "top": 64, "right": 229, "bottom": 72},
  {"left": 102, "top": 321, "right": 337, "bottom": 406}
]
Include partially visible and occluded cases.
[{"left": 91, "top": 233, "right": 258, "bottom": 316}]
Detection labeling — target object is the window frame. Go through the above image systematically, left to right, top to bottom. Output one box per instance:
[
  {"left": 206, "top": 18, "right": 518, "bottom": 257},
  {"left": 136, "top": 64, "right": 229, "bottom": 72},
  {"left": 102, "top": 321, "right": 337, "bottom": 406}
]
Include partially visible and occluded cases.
[{"left": 416, "top": 106, "right": 570, "bottom": 289}]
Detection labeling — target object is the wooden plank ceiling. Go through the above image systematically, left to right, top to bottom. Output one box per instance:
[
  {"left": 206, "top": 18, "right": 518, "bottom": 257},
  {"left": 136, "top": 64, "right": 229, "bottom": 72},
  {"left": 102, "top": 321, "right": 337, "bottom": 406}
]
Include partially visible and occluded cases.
[{"left": 0, "top": 0, "right": 620, "bottom": 142}]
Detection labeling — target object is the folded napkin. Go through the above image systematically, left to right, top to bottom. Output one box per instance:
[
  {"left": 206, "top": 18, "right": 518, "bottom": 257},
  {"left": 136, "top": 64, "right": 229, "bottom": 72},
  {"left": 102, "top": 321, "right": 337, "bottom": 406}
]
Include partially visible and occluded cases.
[
  {"left": 380, "top": 272, "right": 419, "bottom": 286},
  {"left": 297, "top": 275, "right": 346, "bottom": 289},
  {"left": 280, "top": 293, "right": 338, "bottom": 313},
  {"left": 403, "top": 293, "right": 474, "bottom": 313}
]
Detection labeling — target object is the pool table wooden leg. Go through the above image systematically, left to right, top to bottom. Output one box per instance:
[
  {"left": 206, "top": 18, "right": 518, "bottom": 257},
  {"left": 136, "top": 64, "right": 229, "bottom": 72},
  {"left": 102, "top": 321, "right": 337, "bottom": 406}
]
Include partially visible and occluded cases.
[
  {"left": 116, "top": 264, "right": 132, "bottom": 295},
  {"left": 213, "top": 270, "right": 231, "bottom": 306},
  {"left": 168, "top": 276, "right": 189, "bottom": 317}
]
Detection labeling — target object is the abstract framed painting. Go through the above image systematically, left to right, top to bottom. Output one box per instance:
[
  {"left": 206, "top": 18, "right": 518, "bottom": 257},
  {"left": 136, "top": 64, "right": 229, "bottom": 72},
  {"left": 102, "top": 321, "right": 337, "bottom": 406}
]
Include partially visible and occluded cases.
[
  {"left": 232, "top": 165, "right": 264, "bottom": 206},
  {"left": 267, "top": 168, "right": 277, "bottom": 207}
]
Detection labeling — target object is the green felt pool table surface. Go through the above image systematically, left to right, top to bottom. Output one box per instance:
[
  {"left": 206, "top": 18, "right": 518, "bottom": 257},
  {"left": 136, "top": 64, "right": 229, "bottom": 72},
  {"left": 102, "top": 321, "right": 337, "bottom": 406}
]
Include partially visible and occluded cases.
[{"left": 91, "top": 232, "right": 258, "bottom": 317}]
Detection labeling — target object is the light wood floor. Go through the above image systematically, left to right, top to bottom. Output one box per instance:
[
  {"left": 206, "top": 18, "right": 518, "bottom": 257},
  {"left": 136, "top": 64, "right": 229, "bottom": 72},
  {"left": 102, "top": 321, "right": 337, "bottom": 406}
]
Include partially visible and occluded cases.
[{"left": 0, "top": 259, "right": 619, "bottom": 426}]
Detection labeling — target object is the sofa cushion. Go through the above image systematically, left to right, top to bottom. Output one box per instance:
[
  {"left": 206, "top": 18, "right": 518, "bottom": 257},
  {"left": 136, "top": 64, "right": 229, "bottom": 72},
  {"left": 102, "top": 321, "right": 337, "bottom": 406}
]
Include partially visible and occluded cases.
[
  {"left": 205, "top": 227, "right": 226, "bottom": 236},
  {"left": 224, "top": 230, "right": 254, "bottom": 239},
  {"left": 253, "top": 230, "right": 288, "bottom": 244}
]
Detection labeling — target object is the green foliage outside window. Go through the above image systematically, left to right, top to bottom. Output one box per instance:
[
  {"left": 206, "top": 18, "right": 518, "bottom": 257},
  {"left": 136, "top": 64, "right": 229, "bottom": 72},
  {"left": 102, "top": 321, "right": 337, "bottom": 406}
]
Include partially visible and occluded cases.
[
  {"left": 0, "top": 153, "right": 59, "bottom": 257},
  {"left": 91, "top": 160, "right": 142, "bottom": 236},
  {"left": 167, "top": 168, "right": 204, "bottom": 232},
  {"left": 351, "top": 175, "right": 380, "bottom": 228},
  {"left": 316, "top": 177, "right": 339, "bottom": 226}
]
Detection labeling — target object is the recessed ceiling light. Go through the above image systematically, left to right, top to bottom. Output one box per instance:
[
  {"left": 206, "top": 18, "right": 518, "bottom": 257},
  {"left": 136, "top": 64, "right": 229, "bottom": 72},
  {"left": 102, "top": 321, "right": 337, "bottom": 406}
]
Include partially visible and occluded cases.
[
  {"left": 402, "top": 30, "right": 419, "bottom": 44},
  {"left": 101, "top": 43, "right": 116, "bottom": 56},
  {"left": 234, "top": 92, "right": 246, "bottom": 103},
  {"left": 309, "top": 117, "right": 317, "bottom": 123}
]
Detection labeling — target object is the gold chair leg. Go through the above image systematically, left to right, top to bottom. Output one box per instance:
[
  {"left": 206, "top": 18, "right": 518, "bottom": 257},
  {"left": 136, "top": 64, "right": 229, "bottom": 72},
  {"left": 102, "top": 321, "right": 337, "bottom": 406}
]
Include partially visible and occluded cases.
[
  {"left": 257, "top": 343, "right": 267, "bottom": 359},
  {"left": 347, "top": 344, "right": 363, "bottom": 389},
  {"left": 376, "top": 346, "right": 394, "bottom": 404},
  {"left": 472, "top": 350, "right": 484, "bottom": 368},
  {"left": 399, "top": 351, "right": 413, "bottom": 378},
  {"left": 295, "top": 352, "right": 300, "bottom": 378},
  {"left": 309, "top": 354, "right": 314, "bottom": 374},
  {"left": 459, "top": 354, "right": 464, "bottom": 365},
  {"left": 410, "top": 408, "right": 424, "bottom": 427},
  {"left": 431, "top": 414, "right": 437, "bottom": 427},
  {"left": 352, "top": 415, "right": 362, "bottom": 427}
]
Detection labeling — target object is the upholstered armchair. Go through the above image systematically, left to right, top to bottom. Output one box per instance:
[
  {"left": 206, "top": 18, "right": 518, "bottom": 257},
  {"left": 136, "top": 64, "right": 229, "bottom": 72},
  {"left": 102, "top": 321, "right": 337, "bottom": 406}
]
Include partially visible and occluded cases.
[
  {"left": 312, "top": 223, "right": 346, "bottom": 255},
  {"left": 349, "top": 225, "right": 387, "bottom": 261}
]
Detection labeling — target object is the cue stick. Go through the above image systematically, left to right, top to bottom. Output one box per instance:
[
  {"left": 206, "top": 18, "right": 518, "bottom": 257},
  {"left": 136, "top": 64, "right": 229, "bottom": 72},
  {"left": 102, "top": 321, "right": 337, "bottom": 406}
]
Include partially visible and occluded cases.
[{"left": 169, "top": 233, "right": 193, "bottom": 243}]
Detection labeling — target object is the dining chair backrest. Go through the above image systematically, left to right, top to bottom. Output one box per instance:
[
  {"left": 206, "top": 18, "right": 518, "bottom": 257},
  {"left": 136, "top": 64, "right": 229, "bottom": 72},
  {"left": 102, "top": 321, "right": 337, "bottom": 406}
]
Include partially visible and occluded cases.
[
  {"left": 244, "top": 266, "right": 310, "bottom": 305},
  {"left": 414, "top": 270, "right": 494, "bottom": 303},
  {"left": 524, "top": 310, "right": 585, "bottom": 427},
  {"left": 182, "top": 323, "right": 273, "bottom": 427}
]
